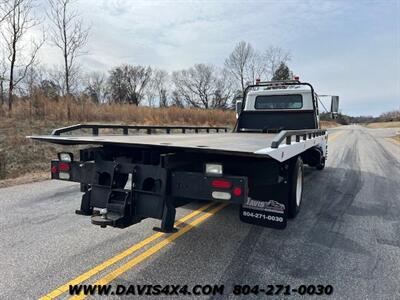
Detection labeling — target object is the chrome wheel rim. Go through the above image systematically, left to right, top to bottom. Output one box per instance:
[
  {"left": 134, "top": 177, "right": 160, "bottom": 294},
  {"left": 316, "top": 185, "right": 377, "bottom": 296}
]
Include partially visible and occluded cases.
[{"left": 296, "top": 167, "right": 303, "bottom": 206}]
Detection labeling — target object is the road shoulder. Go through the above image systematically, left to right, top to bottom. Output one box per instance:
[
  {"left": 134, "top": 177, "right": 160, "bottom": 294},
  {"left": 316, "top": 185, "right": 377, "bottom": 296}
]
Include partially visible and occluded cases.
[{"left": 0, "top": 171, "right": 49, "bottom": 189}]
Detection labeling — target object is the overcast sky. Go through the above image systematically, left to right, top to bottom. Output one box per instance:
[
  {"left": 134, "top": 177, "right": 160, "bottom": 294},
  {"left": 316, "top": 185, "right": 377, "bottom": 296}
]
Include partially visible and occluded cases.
[{"left": 36, "top": 0, "right": 399, "bottom": 116}]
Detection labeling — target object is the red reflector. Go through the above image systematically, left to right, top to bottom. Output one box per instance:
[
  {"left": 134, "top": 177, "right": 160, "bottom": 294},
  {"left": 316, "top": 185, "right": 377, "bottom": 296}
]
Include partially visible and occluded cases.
[
  {"left": 59, "top": 162, "right": 70, "bottom": 172},
  {"left": 51, "top": 165, "right": 58, "bottom": 174},
  {"left": 211, "top": 179, "right": 232, "bottom": 189},
  {"left": 233, "top": 187, "right": 242, "bottom": 196}
]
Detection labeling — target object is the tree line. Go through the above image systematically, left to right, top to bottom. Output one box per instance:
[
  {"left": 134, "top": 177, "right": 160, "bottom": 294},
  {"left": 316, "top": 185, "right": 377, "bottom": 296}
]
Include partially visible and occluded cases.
[
  {"left": 0, "top": 0, "right": 293, "bottom": 111},
  {"left": 320, "top": 109, "right": 400, "bottom": 124}
]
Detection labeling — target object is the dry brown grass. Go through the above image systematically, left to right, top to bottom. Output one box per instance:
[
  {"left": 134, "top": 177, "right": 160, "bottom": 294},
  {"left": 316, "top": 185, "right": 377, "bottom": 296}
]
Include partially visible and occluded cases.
[
  {"left": 0, "top": 97, "right": 346, "bottom": 183},
  {"left": 1, "top": 98, "right": 235, "bottom": 126},
  {"left": 0, "top": 99, "right": 235, "bottom": 182},
  {"left": 0, "top": 119, "right": 77, "bottom": 180},
  {"left": 320, "top": 120, "right": 341, "bottom": 129},
  {"left": 365, "top": 121, "right": 400, "bottom": 129},
  {"left": 0, "top": 172, "right": 49, "bottom": 188}
]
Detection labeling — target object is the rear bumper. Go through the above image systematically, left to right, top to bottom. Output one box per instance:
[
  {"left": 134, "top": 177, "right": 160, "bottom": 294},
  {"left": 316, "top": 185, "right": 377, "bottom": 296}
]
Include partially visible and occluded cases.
[
  {"left": 49, "top": 156, "right": 286, "bottom": 230},
  {"left": 50, "top": 158, "right": 250, "bottom": 230},
  {"left": 51, "top": 160, "right": 249, "bottom": 205},
  {"left": 171, "top": 171, "right": 248, "bottom": 204}
]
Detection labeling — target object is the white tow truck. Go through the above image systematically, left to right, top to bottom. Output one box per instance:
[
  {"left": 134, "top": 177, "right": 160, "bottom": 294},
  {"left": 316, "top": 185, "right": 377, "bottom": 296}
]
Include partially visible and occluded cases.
[{"left": 29, "top": 80, "right": 339, "bottom": 231}]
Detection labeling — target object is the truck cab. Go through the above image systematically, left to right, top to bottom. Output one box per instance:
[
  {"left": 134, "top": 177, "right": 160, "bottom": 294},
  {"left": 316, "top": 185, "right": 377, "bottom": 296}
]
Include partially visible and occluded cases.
[{"left": 235, "top": 80, "right": 325, "bottom": 132}]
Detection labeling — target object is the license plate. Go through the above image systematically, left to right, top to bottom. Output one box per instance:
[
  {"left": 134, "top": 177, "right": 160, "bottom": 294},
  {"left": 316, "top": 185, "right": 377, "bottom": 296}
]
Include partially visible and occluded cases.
[{"left": 240, "top": 198, "right": 287, "bottom": 229}]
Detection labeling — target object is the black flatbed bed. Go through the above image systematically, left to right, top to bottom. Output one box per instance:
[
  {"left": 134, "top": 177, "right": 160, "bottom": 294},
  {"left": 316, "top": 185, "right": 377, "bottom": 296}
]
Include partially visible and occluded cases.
[{"left": 29, "top": 132, "right": 276, "bottom": 157}]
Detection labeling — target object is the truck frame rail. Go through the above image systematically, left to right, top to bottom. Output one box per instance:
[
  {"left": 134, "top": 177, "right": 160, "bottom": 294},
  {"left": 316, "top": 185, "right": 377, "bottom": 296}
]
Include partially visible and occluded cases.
[
  {"left": 51, "top": 123, "right": 230, "bottom": 136},
  {"left": 270, "top": 129, "right": 326, "bottom": 148}
]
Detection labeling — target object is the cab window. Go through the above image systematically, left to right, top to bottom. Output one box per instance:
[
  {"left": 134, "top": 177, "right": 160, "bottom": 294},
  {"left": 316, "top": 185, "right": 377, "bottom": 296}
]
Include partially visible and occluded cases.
[{"left": 255, "top": 94, "right": 303, "bottom": 109}]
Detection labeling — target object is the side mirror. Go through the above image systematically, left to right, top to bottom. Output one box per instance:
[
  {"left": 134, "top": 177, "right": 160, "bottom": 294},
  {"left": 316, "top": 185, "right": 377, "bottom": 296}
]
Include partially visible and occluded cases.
[
  {"left": 330, "top": 96, "right": 339, "bottom": 118},
  {"left": 235, "top": 100, "right": 243, "bottom": 119}
]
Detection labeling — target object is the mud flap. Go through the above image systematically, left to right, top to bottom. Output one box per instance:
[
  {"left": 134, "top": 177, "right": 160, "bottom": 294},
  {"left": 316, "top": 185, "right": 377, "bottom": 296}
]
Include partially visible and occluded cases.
[{"left": 240, "top": 198, "right": 287, "bottom": 229}]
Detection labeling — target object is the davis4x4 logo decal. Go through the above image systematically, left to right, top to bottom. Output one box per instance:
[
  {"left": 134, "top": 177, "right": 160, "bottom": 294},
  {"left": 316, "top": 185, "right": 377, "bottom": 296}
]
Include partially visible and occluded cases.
[
  {"left": 240, "top": 198, "right": 287, "bottom": 229},
  {"left": 243, "top": 198, "right": 285, "bottom": 214}
]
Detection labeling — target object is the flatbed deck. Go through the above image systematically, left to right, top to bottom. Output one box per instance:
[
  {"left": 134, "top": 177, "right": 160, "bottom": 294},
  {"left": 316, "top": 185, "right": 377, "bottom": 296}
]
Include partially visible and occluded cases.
[{"left": 29, "top": 133, "right": 277, "bottom": 157}]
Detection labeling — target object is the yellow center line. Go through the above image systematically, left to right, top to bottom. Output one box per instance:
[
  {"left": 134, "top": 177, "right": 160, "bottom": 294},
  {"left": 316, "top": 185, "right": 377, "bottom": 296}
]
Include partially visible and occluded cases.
[
  {"left": 39, "top": 201, "right": 216, "bottom": 300},
  {"left": 70, "top": 203, "right": 228, "bottom": 300}
]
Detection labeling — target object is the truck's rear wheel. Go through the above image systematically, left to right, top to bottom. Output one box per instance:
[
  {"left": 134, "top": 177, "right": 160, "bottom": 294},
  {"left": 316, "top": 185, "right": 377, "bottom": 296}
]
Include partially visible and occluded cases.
[
  {"left": 287, "top": 156, "right": 304, "bottom": 218},
  {"left": 316, "top": 157, "right": 326, "bottom": 170}
]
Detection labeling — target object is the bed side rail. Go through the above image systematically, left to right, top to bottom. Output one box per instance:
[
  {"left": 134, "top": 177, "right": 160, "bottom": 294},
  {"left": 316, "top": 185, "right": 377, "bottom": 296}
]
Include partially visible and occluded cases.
[
  {"left": 51, "top": 123, "right": 230, "bottom": 136},
  {"left": 271, "top": 129, "right": 326, "bottom": 148}
]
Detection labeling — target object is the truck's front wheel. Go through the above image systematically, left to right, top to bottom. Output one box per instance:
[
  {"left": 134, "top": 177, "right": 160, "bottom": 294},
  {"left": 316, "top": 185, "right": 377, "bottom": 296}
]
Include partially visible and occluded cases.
[{"left": 287, "top": 156, "right": 304, "bottom": 218}]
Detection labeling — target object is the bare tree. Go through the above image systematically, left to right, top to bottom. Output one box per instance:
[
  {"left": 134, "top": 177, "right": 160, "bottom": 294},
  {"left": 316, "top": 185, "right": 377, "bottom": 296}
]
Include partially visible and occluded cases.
[
  {"left": 0, "top": 0, "right": 14, "bottom": 24},
  {"left": 1, "top": 0, "right": 44, "bottom": 111},
  {"left": 47, "top": 0, "right": 89, "bottom": 95},
  {"left": 224, "top": 41, "right": 254, "bottom": 95},
  {"left": 225, "top": 42, "right": 291, "bottom": 94},
  {"left": 263, "top": 46, "right": 291, "bottom": 79},
  {"left": 247, "top": 50, "right": 267, "bottom": 84},
  {"left": 0, "top": 53, "right": 7, "bottom": 105},
  {"left": 21, "top": 62, "right": 39, "bottom": 96},
  {"left": 47, "top": 64, "right": 66, "bottom": 94},
  {"left": 172, "top": 64, "right": 231, "bottom": 109},
  {"left": 172, "top": 64, "right": 213, "bottom": 109},
  {"left": 108, "top": 65, "right": 152, "bottom": 105},
  {"left": 32, "top": 66, "right": 62, "bottom": 100},
  {"left": 152, "top": 68, "right": 169, "bottom": 107},
  {"left": 211, "top": 68, "right": 233, "bottom": 109},
  {"left": 143, "top": 69, "right": 169, "bottom": 107},
  {"left": 84, "top": 71, "right": 108, "bottom": 103},
  {"left": 144, "top": 78, "right": 157, "bottom": 107},
  {"left": 159, "top": 88, "right": 168, "bottom": 108},
  {"left": 170, "top": 90, "right": 184, "bottom": 108},
  {"left": 379, "top": 109, "right": 400, "bottom": 122}
]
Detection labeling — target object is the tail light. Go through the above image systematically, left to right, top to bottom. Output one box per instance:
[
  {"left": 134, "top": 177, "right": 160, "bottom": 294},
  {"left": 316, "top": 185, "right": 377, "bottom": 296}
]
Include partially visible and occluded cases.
[
  {"left": 52, "top": 152, "right": 73, "bottom": 181},
  {"left": 59, "top": 162, "right": 70, "bottom": 171},
  {"left": 51, "top": 165, "right": 58, "bottom": 174},
  {"left": 210, "top": 179, "right": 244, "bottom": 201},
  {"left": 211, "top": 179, "right": 232, "bottom": 189},
  {"left": 233, "top": 187, "right": 242, "bottom": 196}
]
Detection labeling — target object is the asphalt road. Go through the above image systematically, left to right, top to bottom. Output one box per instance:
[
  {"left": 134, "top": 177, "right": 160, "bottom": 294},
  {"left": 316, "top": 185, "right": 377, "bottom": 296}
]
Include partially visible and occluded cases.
[{"left": 1, "top": 125, "right": 399, "bottom": 299}]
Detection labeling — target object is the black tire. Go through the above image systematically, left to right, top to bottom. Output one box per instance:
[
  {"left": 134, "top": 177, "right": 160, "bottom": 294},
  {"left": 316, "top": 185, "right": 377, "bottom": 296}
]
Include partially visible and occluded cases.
[
  {"left": 287, "top": 156, "right": 304, "bottom": 219},
  {"left": 316, "top": 157, "right": 326, "bottom": 170}
]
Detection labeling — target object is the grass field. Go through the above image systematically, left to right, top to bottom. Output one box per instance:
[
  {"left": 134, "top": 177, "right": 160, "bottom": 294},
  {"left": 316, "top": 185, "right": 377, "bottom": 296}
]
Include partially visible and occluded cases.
[
  {"left": 0, "top": 99, "right": 343, "bottom": 185},
  {"left": 0, "top": 102, "right": 235, "bottom": 183},
  {"left": 0, "top": 119, "right": 84, "bottom": 182},
  {"left": 320, "top": 120, "right": 341, "bottom": 128},
  {"left": 365, "top": 121, "right": 400, "bottom": 128},
  {"left": 392, "top": 135, "right": 400, "bottom": 143}
]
